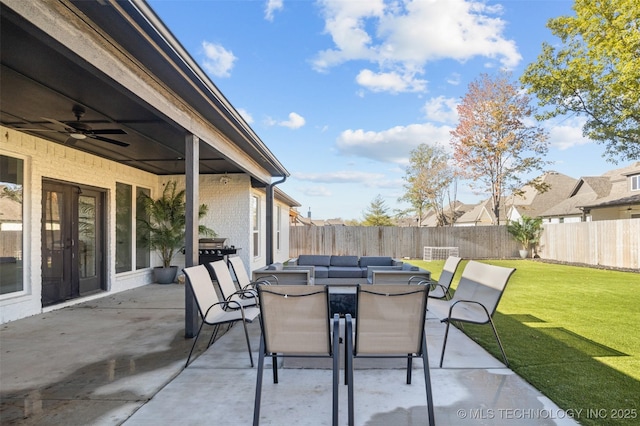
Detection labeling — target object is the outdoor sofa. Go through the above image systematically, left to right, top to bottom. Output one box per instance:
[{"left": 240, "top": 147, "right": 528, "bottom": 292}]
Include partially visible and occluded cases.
[{"left": 252, "top": 254, "right": 430, "bottom": 286}]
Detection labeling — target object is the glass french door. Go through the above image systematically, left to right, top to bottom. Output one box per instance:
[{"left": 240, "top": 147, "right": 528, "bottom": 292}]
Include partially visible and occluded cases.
[{"left": 41, "top": 181, "right": 105, "bottom": 306}]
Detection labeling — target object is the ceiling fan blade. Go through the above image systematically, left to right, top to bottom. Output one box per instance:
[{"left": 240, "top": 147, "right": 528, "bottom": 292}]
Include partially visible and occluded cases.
[
  {"left": 41, "top": 117, "right": 73, "bottom": 130},
  {"left": 14, "top": 127, "right": 59, "bottom": 132},
  {"left": 90, "top": 128, "right": 127, "bottom": 135},
  {"left": 89, "top": 134, "right": 130, "bottom": 147}
]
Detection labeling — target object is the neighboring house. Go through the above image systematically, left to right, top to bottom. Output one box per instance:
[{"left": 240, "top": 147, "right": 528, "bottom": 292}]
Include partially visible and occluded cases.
[
  {"left": 0, "top": 1, "right": 297, "bottom": 324},
  {"left": 540, "top": 162, "right": 640, "bottom": 222},
  {"left": 455, "top": 171, "right": 577, "bottom": 226},
  {"left": 507, "top": 172, "right": 577, "bottom": 221},
  {"left": 454, "top": 199, "right": 497, "bottom": 226},
  {"left": 420, "top": 201, "right": 473, "bottom": 227}
]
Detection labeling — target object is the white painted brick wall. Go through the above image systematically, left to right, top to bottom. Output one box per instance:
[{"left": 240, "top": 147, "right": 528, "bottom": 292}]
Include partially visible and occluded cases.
[
  {"left": 1, "top": 127, "right": 293, "bottom": 323},
  {"left": 1, "top": 127, "right": 158, "bottom": 322}
]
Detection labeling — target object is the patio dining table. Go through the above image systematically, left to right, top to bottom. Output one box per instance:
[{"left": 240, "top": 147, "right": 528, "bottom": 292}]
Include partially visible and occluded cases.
[{"left": 328, "top": 285, "right": 358, "bottom": 318}]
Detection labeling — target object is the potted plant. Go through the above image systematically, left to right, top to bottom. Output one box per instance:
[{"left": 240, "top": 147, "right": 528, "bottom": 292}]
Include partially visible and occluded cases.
[
  {"left": 138, "top": 180, "right": 215, "bottom": 283},
  {"left": 506, "top": 216, "right": 543, "bottom": 259}
]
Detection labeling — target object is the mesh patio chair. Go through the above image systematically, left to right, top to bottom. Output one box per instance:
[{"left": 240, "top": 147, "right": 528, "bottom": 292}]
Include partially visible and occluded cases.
[
  {"left": 228, "top": 256, "right": 278, "bottom": 290},
  {"left": 422, "top": 256, "right": 463, "bottom": 300},
  {"left": 207, "top": 260, "right": 259, "bottom": 309},
  {"left": 432, "top": 260, "right": 516, "bottom": 367},
  {"left": 183, "top": 264, "right": 260, "bottom": 368},
  {"left": 253, "top": 284, "right": 340, "bottom": 426},
  {"left": 345, "top": 284, "right": 435, "bottom": 426}
]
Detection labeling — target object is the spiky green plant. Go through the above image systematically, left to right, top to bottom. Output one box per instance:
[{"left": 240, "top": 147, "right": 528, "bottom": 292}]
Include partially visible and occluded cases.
[
  {"left": 137, "top": 181, "right": 215, "bottom": 268},
  {"left": 506, "top": 215, "right": 543, "bottom": 257}
]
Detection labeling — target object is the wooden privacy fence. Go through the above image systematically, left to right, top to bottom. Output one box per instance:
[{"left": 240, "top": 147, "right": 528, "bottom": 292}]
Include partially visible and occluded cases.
[
  {"left": 290, "top": 219, "right": 640, "bottom": 270},
  {"left": 539, "top": 219, "right": 639, "bottom": 270},
  {"left": 290, "top": 225, "right": 519, "bottom": 260}
]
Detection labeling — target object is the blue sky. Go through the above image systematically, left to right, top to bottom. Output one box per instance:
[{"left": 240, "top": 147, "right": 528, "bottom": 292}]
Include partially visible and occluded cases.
[{"left": 148, "top": 0, "right": 635, "bottom": 221}]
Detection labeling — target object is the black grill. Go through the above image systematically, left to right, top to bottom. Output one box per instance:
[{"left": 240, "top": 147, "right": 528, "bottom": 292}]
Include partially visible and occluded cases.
[{"left": 198, "top": 238, "right": 238, "bottom": 264}]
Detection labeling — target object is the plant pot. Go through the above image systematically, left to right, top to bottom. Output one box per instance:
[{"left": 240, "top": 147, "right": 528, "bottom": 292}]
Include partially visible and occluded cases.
[
  {"left": 519, "top": 249, "right": 529, "bottom": 259},
  {"left": 153, "top": 266, "right": 178, "bottom": 284}
]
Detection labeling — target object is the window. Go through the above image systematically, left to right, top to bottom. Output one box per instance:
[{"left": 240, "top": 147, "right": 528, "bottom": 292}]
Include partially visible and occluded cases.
[
  {"left": 0, "top": 155, "right": 24, "bottom": 294},
  {"left": 631, "top": 174, "right": 639, "bottom": 191},
  {"left": 115, "top": 183, "right": 132, "bottom": 273},
  {"left": 136, "top": 187, "right": 150, "bottom": 269},
  {"left": 252, "top": 195, "right": 260, "bottom": 257},
  {"left": 276, "top": 206, "right": 282, "bottom": 251}
]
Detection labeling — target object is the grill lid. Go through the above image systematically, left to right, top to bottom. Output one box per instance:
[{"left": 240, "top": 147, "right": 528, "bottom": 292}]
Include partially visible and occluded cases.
[{"left": 198, "top": 238, "right": 228, "bottom": 249}]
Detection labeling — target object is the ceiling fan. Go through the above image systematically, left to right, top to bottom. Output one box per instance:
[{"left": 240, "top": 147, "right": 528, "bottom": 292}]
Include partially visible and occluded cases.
[{"left": 24, "top": 105, "right": 129, "bottom": 147}]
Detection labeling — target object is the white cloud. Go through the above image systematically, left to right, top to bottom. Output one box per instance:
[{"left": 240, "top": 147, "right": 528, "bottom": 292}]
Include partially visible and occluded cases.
[
  {"left": 265, "top": 0, "right": 283, "bottom": 21},
  {"left": 313, "top": 0, "right": 521, "bottom": 93},
  {"left": 201, "top": 41, "right": 236, "bottom": 77},
  {"left": 356, "top": 69, "right": 426, "bottom": 93},
  {"left": 446, "top": 72, "right": 462, "bottom": 86},
  {"left": 423, "top": 96, "right": 458, "bottom": 124},
  {"left": 237, "top": 108, "right": 253, "bottom": 124},
  {"left": 279, "top": 112, "right": 306, "bottom": 129},
  {"left": 546, "top": 117, "right": 591, "bottom": 150},
  {"left": 336, "top": 122, "right": 452, "bottom": 164},
  {"left": 295, "top": 170, "right": 386, "bottom": 183},
  {"left": 301, "top": 185, "right": 332, "bottom": 197}
]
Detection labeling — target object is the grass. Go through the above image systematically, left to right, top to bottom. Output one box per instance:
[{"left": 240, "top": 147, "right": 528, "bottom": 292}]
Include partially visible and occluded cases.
[{"left": 409, "top": 259, "right": 640, "bottom": 426}]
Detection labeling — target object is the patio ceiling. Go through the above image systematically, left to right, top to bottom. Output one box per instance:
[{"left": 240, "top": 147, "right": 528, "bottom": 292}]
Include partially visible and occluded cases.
[{"left": 0, "top": 0, "right": 288, "bottom": 182}]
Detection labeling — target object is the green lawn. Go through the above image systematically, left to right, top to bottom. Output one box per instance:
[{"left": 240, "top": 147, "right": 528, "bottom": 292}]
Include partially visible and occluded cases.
[{"left": 410, "top": 259, "right": 640, "bottom": 426}]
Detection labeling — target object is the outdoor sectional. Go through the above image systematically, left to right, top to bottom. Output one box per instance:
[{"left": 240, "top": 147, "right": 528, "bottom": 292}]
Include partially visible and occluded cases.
[{"left": 252, "top": 254, "right": 430, "bottom": 286}]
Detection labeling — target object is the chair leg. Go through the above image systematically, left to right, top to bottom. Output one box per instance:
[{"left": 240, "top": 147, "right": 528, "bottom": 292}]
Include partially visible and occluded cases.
[
  {"left": 332, "top": 314, "right": 340, "bottom": 426},
  {"left": 345, "top": 315, "right": 354, "bottom": 426},
  {"left": 488, "top": 316, "right": 509, "bottom": 367},
  {"left": 439, "top": 318, "right": 451, "bottom": 368},
  {"left": 241, "top": 320, "right": 255, "bottom": 368},
  {"left": 185, "top": 321, "right": 206, "bottom": 369},
  {"left": 207, "top": 324, "right": 220, "bottom": 348},
  {"left": 421, "top": 335, "right": 436, "bottom": 426},
  {"left": 252, "top": 336, "right": 266, "bottom": 426},
  {"left": 272, "top": 355, "right": 278, "bottom": 383},
  {"left": 406, "top": 356, "right": 412, "bottom": 384}
]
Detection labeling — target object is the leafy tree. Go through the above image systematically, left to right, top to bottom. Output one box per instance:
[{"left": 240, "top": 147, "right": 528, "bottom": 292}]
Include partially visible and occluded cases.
[
  {"left": 521, "top": 0, "right": 640, "bottom": 161},
  {"left": 451, "top": 72, "right": 550, "bottom": 225},
  {"left": 399, "top": 143, "right": 455, "bottom": 226},
  {"left": 361, "top": 195, "right": 395, "bottom": 226}
]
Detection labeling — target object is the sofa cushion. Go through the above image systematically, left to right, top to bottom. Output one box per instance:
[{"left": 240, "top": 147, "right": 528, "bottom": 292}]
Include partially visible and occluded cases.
[
  {"left": 297, "top": 255, "right": 331, "bottom": 267},
  {"left": 330, "top": 255, "right": 359, "bottom": 267},
  {"left": 359, "top": 256, "right": 394, "bottom": 267},
  {"left": 266, "top": 262, "right": 283, "bottom": 270},
  {"left": 402, "top": 263, "right": 420, "bottom": 271},
  {"left": 314, "top": 265, "right": 330, "bottom": 278},
  {"left": 329, "top": 266, "right": 362, "bottom": 278}
]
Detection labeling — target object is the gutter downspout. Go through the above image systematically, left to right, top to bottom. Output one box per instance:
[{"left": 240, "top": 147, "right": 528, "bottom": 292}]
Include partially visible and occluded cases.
[{"left": 266, "top": 175, "right": 287, "bottom": 265}]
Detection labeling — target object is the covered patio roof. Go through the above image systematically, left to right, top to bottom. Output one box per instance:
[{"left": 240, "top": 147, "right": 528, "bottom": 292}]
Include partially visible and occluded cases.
[{"left": 1, "top": 0, "right": 288, "bottom": 182}]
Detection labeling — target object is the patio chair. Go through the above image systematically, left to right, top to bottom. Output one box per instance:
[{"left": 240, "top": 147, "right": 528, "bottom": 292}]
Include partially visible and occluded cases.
[
  {"left": 228, "top": 255, "right": 278, "bottom": 290},
  {"left": 422, "top": 256, "right": 463, "bottom": 300},
  {"left": 206, "top": 260, "right": 259, "bottom": 309},
  {"left": 432, "top": 260, "right": 516, "bottom": 367},
  {"left": 183, "top": 264, "right": 260, "bottom": 369},
  {"left": 253, "top": 284, "right": 340, "bottom": 426},
  {"left": 345, "top": 284, "right": 435, "bottom": 426}
]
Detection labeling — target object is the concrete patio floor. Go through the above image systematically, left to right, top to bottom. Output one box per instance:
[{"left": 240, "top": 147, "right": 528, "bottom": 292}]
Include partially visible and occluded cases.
[{"left": 0, "top": 284, "right": 578, "bottom": 425}]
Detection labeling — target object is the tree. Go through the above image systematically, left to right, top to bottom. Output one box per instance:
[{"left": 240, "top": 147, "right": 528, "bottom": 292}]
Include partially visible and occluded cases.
[
  {"left": 521, "top": 0, "right": 640, "bottom": 161},
  {"left": 451, "top": 72, "right": 550, "bottom": 225},
  {"left": 399, "top": 143, "right": 455, "bottom": 226},
  {"left": 361, "top": 195, "right": 395, "bottom": 226}
]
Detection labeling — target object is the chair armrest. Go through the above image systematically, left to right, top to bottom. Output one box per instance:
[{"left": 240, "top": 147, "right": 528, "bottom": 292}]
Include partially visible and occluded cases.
[
  {"left": 408, "top": 275, "right": 430, "bottom": 285},
  {"left": 204, "top": 300, "right": 242, "bottom": 317}
]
